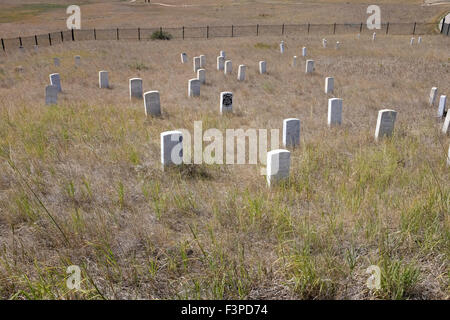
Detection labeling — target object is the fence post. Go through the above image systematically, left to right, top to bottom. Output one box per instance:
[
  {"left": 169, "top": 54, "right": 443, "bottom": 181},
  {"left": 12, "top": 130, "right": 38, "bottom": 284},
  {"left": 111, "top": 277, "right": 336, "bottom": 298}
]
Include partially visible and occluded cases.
[
  {"left": 441, "top": 17, "right": 445, "bottom": 33},
  {"left": 360, "top": 22, "right": 363, "bottom": 33},
  {"left": 386, "top": 22, "right": 389, "bottom": 35},
  {"left": 412, "top": 22, "right": 416, "bottom": 35},
  {"left": 282, "top": 23, "right": 285, "bottom": 35},
  {"left": 308, "top": 23, "right": 310, "bottom": 34},
  {"left": 333, "top": 23, "right": 336, "bottom": 34},
  {"left": 256, "top": 24, "right": 259, "bottom": 36},
  {"left": 231, "top": 25, "right": 234, "bottom": 37},
  {"left": 182, "top": 26, "right": 185, "bottom": 40},
  {"left": 207, "top": 26, "right": 209, "bottom": 39},
  {"left": 94, "top": 28, "right": 96, "bottom": 40},
  {"left": 117, "top": 28, "right": 119, "bottom": 40},
  {"left": 138, "top": 28, "right": 140, "bottom": 41},
  {"left": 71, "top": 29, "right": 75, "bottom": 41},
  {"left": 61, "top": 31, "right": 64, "bottom": 42},
  {"left": 48, "top": 33, "right": 52, "bottom": 46},
  {"left": 35, "top": 35, "right": 38, "bottom": 46},
  {"left": 19, "top": 37, "right": 22, "bottom": 48},
  {"left": 1, "top": 38, "right": 4, "bottom": 51}
]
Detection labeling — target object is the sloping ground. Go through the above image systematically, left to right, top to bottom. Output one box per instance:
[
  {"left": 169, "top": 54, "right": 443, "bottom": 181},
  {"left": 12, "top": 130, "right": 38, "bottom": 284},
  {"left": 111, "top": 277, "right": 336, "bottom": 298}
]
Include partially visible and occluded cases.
[{"left": 0, "top": 33, "right": 448, "bottom": 299}]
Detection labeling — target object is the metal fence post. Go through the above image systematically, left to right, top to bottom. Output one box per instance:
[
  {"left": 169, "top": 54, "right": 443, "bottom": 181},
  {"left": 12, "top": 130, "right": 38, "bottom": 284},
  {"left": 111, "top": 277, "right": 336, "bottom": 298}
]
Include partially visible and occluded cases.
[
  {"left": 441, "top": 17, "right": 445, "bottom": 33},
  {"left": 360, "top": 22, "right": 363, "bottom": 33},
  {"left": 386, "top": 22, "right": 389, "bottom": 35},
  {"left": 413, "top": 22, "right": 416, "bottom": 35},
  {"left": 282, "top": 23, "right": 285, "bottom": 35},
  {"left": 308, "top": 23, "right": 310, "bottom": 34},
  {"left": 333, "top": 23, "right": 336, "bottom": 34},
  {"left": 256, "top": 24, "right": 259, "bottom": 36},
  {"left": 207, "top": 25, "right": 209, "bottom": 39},
  {"left": 232, "top": 25, "right": 234, "bottom": 37},
  {"left": 182, "top": 26, "right": 185, "bottom": 40},
  {"left": 94, "top": 28, "right": 96, "bottom": 40},
  {"left": 117, "top": 28, "right": 119, "bottom": 40},
  {"left": 138, "top": 28, "right": 140, "bottom": 41},
  {"left": 71, "top": 29, "right": 75, "bottom": 41},
  {"left": 61, "top": 31, "right": 64, "bottom": 42},
  {"left": 48, "top": 33, "right": 52, "bottom": 46},
  {"left": 35, "top": 35, "right": 38, "bottom": 46},
  {"left": 19, "top": 37, "right": 22, "bottom": 48},
  {"left": 1, "top": 38, "right": 4, "bottom": 51}
]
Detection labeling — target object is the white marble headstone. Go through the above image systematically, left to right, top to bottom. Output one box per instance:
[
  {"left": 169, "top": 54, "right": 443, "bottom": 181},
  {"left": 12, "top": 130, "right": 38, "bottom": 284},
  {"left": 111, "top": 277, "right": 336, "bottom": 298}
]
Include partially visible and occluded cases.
[
  {"left": 372, "top": 32, "right": 376, "bottom": 41},
  {"left": 418, "top": 36, "right": 422, "bottom": 44},
  {"left": 410, "top": 37, "right": 415, "bottom": 45},
  {"left": 322, "top": 39, "right": 327, "bottom": 48},
  {"left": 280, "top": 41, "right": 285, "bottom": 54},
  {"left": 335, "top": 41, "right": 340, "bottom": 49},
  {"left": 302, "top": 47, "right": 307, "bottom": 57},
  {"left": 220, "top": 51, "right": 225, "bottom": 58},
  {"left": 181, "top": 53, "right": 187, "bottom": 64},
  {"left": 199, "top": 55, "right": 206, "bottom": 68},
  {"left": 193, "top": 56, "right": 201, "bottom": 72},
  {"left": 217, "top": 56, "right": 225, "bottom": 71},
  {"left": 292, "top": 56, "right": 297, "bottom": 67},
  {"left": 53, "top": 58, "right": 60, "bottom": 67},
  {"left": 224, "top": 60, "right": 232, "bottom": 74},
  {"left": 305, "top": 60, "right": 314, "bottom": 73},
  {"left": 259, "top": 61, "right": 266, "bottom": 74},
  {"left": 237, "top": 65, "right": 246, "bottom": 81},
  {"left": 197, "top": 68, "right": 206, "bottom": 84},
  {"left": 99, "top": 71, "right": 109, "bottom": 89},
  {"left": 49, "top": 73, "right": 62, "bottom": 92},
  {"left": 325, "top": 77, "right": 334, "bottom": 94},
  {"left": 129, "top": 78, "right": 143, "bottom": 99},
  {"left": 188, "top": 79, "right": 200, "bottom": 97},
  {"left": 45, "top": 85, "right": 58, "bottom": 105},
  {"left": 429, "top": 87, "right": 438, "bottom": 106},
  {"left": 144, "top": 91, "right": 161, "bottom": 116},
  {"left": 220, "top": 92, "right": 233, "bottom": 114},
  {"left": 437, "top": 95, "right": 447, "bottom": 118},
  {"left": 328, "top": 98, "right": 343, "bottom": 126},
  {"left": 375, "top": 109, "right": 397, "bottom": 141},
  {"left": 442, "top": 111, "right": 450, "bottom": 135},
  {"left": 282, "top": 118, "right": 300, "bottom": 148},
  {"left": 161, "top": 131, "right": 183, "bottom": 167},
  {"left": 266, "top": 149, "right": 291, "bottom": 187}
]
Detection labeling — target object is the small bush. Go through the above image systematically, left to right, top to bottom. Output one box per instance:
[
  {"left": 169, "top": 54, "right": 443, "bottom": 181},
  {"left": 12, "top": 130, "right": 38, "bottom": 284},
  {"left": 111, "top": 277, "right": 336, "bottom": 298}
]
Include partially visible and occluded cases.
[{"left": 151, "top": 30, "right": 172, "bottom": 40}]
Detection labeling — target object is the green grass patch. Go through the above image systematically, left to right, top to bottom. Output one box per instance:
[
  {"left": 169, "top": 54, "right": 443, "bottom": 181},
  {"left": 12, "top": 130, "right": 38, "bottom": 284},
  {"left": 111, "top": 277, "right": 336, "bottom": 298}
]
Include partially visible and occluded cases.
[{"left": 0, "top": 4, "right": 68, "bottom": 23}]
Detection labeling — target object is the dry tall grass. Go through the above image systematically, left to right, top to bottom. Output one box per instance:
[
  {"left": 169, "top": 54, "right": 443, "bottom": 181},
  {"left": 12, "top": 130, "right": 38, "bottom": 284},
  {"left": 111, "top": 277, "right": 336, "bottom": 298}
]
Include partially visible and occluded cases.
[{"left": 0, "top": 33, "right": 449, "bottom": 299}]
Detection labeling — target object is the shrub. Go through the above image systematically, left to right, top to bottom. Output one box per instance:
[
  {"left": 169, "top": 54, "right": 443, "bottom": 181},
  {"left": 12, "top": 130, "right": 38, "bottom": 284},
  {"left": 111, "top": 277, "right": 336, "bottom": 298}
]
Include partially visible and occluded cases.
[{"left": 151, "top": 30, "right": 172, "bottom": 40}]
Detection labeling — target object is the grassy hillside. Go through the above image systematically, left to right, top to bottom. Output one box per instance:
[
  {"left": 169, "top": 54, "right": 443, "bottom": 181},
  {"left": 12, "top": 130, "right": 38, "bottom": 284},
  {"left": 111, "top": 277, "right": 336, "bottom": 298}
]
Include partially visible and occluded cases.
[{"left": 0, "top": 33, "right": 449, "bottom": 299}]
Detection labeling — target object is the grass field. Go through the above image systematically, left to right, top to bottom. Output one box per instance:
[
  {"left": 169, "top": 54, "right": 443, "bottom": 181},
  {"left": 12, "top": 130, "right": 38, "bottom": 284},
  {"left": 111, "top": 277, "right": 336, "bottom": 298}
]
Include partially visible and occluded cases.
[{"left": 0, "top": 30, "right": 449, "bottom": 299}]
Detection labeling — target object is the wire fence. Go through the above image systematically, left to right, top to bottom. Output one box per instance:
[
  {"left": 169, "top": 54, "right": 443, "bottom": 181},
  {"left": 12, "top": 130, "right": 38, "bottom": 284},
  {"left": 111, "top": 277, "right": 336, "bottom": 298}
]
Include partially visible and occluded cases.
[{"left": 0, "top": 22, "right": 444, "bottom": 52}]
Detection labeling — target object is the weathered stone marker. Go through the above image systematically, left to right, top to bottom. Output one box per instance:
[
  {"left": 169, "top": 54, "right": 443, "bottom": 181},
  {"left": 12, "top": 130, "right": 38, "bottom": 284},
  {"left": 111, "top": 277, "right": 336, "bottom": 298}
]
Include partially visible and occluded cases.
[
  {"left": 372, "top": 32, "right": 376, "bottom": 41},
  {"left": 418, "top": 36, "right": 422, "bottom": 44},
  {"left": 410, "top": 37, "right": 415, "bottom": 45},
  {"left": 322, "top": 39, "right": 327, "bottom": 48},
  {"left": 280, "top": 41, "right": 285, "bottom": 54},
  {"left": 335, "top": 41, "right": 340, "bottom": 49},
  {"left": 302, "top": 47, "right": 307, "bottom": 57},
  {"left": 220, "top": 51, "right": 225, "bottom": 58},
  {"left": 181, "top": 53, "right": 187, "bottom": 63},
  {"left": 75, "top": 55, "right": 81, "bottom": 66},
  {"left": 200, "top": 55, "right": 206, "bottom": 68},
  {"left": 217, "top": 56, "right": 225, "bottom": 71},
  {"left": 292, "top": 56, "right": 297, "bottom": 67},
  {"left": 193, "top": 57, "right": 201, "bottom": 72},
  {"left": 53, "top": 58, "right": 60, "bottom": 67},
  {"left": 224, "top": 60, "right": 232, "bottom": 74},
  {"left": 305, "top": 60, "right": 314, "bottom": 73},
  {"left": 259, "top": 61, "right": 266, "bottom": 74},
  {"left": 237, "top": 65, "right": 246, "bottom": 81},
  {"left": 197, "top": 68, "right": 206, "bottom": 84},
  {"left": 99, "top": 71, "right": 109, "bottom": 89},
  {"left": 49, "top": 73, "right": 62, "bottom": 92},
  {"left": 325, "top": 77, "right": 334, "bottom": 94},
  {"left": 129, "top": 78, "right": 143, "bottom": 99},
  {"left": 188, "top": 79, "right": 200, "bottom": 97},
  {"left": 45, "top": 85, "right": 58, "bottom": 105},
  {"left": 429, "top": 87, "right": 438, "bottom": 106},
  {"left": 144, "top": 91, "right": 161, "bottom": 116},
  {"left": 220, "top": 92, "right": 233, "bottom": 114},
  {"left": 437, "top": 95, "right": 447, "bottom": 118},
  {"left": 328, "top": 98, "right": 343, "bottom": 126},
  {"left": 375, "top": 109, "right": 397, "bottom": 141},
  {"left": 442, "top": 111, "right": 450, "bottom": 135},
  {"left": 282, "top": 118, "right": 300, "bottom": 148},
  {"left": 161, "top": 131, "right": 183, "bottom": 167},
  {"left": 266, "top": 149, "right": 291, "bottom": 187}
]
